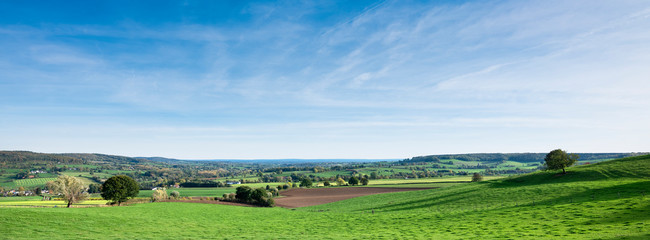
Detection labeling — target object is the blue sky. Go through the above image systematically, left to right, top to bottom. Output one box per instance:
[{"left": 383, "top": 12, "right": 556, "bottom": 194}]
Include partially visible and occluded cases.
[{"left": 1, "top": 0, "right": 649, "bottom": 159}]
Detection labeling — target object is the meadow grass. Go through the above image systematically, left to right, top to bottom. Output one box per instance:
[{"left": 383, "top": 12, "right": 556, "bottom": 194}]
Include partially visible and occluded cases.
[
  {"left": 0, "top": 155, "right": 648, "bottom": 239},
  {"left": 0, "top": 178, "right": 57, "bottom": 189},
  {"left": 138, "top": 187, "right": 234, "bottom": 198},
  {"left": 0, "top": 200, "right": 108, "bottom": 207}
]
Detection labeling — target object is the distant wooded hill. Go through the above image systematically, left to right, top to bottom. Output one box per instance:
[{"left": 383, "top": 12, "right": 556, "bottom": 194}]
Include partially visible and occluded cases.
[
  {"left": 0, "top": 151, "right": 153, "bottom": 168},
  {"left": 400, "top": 152, "right": 648, "bottom": 163}
]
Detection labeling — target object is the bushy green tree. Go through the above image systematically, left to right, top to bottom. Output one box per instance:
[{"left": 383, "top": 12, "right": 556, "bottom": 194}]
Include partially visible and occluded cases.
[
  {"left": 544, "top": 149, "right": 579, "bottom": 174},
  {"left": 47, "top": 175, "right": 88, "bottom": 208},
  {"left": 101, "top": 175, "right": 140, "bottom": 206},
  {"left": 348, "top": 176, "right": 359, "bottom": 186},
  {"left": 360, "top": 177, "right": 369, "bottom": 185},
  {"left": 300, "top": 178, "right": 313, "bottom": 188},
  {"left": 88, "top": 183, "right": 102, "bottom": 193},
  {"left": 235, "top": 186, "right": 252, "bottom": 202},
  {"left": 251, "top": 188, "right": 268, "bottom": 203}
]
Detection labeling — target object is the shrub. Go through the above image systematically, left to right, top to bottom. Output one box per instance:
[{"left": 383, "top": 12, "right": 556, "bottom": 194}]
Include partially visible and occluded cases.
[
  {"left": 471, "top": 173, "right": 483, "bottom": 182},
  {"left": 360, "top": 177, "right": 369, "bottom": 185},
  {"left": 300, "top": 178, "right": 313, "bottom": 188},
  {"left": 336, "top": 178, "right": 346, "bottom": 186},
  {"left": 323, "top": 181, "right": 330, "bottom": 187},
  {"left": 236, "top": 186, "right": 253, "bottom": 202},
  {"left": 151, "top": 188, "right": 168, "bottom": 202},
  {"left": 251, "top": 188, "right": 268, "bottom": 203},
  {"left": 170, "top": 191, "right": 180, "bottom": 200},
  {"left": 264, "top": 197, "right": 275, "bottom": 207}
]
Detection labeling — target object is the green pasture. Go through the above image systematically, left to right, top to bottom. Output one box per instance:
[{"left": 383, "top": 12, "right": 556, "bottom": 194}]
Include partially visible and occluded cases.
[
  {"left": 0, "top": 155, "right": 648, "bottom": 239},
  {"left": 0, "top": 178, "right": 57, "bottom": 189},
  {"left": 138, "top": 187, "right": 235, "bottom": 198},
  {"left": 0, "top": 200, "right": 108, "bottom": 207}
]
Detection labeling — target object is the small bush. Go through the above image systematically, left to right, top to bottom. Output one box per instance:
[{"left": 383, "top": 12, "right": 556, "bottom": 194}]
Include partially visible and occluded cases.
[
  {"left": 472, "top": 173, "right": 483, "bottom": 182},
  {"left": 151, "top": 188, "right": 167, "bottom": 202},
  {"left": 170, "top": 191, "right": 180, "bottom": 200}
]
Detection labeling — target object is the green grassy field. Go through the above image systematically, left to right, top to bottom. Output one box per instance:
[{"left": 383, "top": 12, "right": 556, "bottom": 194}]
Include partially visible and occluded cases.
[
  {"left": 0, "top": 155, "right": 648, "bottom": 239},
  {"left": 0, "top": 178, "right": 57, "bottom": 189},
  {"left": 138, "top": 187, "right": 235, "bottom": 198},
  {"left": 0, "top": 200, "right": 108, "bottom": 207}
]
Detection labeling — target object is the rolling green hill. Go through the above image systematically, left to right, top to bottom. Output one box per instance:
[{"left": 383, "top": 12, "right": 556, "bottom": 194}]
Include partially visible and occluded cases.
[{"left": 0, "top": 154, "right": 648, "bottom": 239}]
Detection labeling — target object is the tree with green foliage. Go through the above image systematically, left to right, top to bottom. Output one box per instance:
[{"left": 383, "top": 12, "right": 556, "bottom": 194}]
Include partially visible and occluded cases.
[
  {"left": 544, "top": 149, "right": 579, "bottom": 174},
  {"left": 370, "top": 172, "right": 378, "bottom": 180},
  {"left": 471, "top": 173, "right": 483, "bottom": 182},
  {"left": 47, "top": 175, "right": 88, "bottom": 208},
  {"left": 101, "top": 175, "right": 139, "bottom": 206},
  {"left": 348, "top": 176, "right": 359, "bottom": 186},
  {"left": 336, "top": 177, "right": 346, "bottom": 186},
  {"left": 360, "top": 177, "right": 369, "bottom": 185},
  {"left": 300, "top": 178, "right": 313, "bottom": 188},
  {"left": 88, "top": 183, "right": 101, "bottom": 193},
  {"left": 235, "top": 186, "right": 252, "bottom": 202},
  {"left": 251, "top": 188, "right": 268, "bottom": 203}
]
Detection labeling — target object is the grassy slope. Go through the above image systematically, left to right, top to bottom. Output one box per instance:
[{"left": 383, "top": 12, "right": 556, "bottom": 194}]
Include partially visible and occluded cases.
[{"left": 0, "top": 155, "right": 648, "bottom": 239}]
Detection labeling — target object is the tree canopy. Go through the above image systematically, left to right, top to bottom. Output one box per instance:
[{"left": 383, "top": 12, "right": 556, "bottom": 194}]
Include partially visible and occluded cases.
[
  {"left": 544, "top": 149, "right": 579, "bottom": 174},
  {"left": 47, "top": 175, "right": 88, "bottom": 208},
  {"left": 101, "top": 175, "right": 139, "bottom": 206},
  {"left": 348, "top": 176, "right": 359, "bottom": 186},
  {"left": 300, "top": 178, "right": 313, "bottom": 188},
  {"left": 235, "top": 186, "right": 253, "bottom": 202}
]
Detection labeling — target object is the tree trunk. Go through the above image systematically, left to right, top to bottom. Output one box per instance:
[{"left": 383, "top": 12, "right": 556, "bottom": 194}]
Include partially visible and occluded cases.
[
  {"left": 562, "top": 168, "right": 566, "bottom": 174},
  {"left": 67, "top": 201, "right": 71, "bottom": 208}
]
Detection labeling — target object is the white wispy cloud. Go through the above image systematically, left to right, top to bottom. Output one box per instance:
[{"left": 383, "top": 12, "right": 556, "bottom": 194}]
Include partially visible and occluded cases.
[{"left": 2, "top": 0, "right": 649, "bottom": 158}]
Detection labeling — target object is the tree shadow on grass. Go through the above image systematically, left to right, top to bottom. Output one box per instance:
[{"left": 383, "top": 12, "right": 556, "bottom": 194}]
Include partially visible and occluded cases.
[{"left": 356, "top": 188, "right": 478, "bottom": 212}]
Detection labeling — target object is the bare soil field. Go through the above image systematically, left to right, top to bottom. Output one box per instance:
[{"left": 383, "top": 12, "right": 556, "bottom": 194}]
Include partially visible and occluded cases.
[{"left": 274, "top": 187, "right": 432, "bottom": 208}]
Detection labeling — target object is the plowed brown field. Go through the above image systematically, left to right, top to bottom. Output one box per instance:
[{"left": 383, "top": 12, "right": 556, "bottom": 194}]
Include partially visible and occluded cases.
[{"left": 274, "top": 187, "right": 432, "bottom": 208}]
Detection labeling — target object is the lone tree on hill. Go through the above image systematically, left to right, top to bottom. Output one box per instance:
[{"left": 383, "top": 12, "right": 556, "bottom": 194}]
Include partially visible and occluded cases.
[
  {"left": 544, "top": 149, "right": 579, "bottom": 174},
  {"left": 47, "top": 175, "right": 88, "bottom": 208},
  {"left": 101, "top": 175, "right": 139, "bottom": 206}
]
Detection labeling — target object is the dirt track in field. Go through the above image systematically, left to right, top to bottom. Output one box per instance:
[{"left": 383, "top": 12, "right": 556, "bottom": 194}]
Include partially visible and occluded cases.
[{"left": 274, "top": 187, "right": 432, "bottom": 208}]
